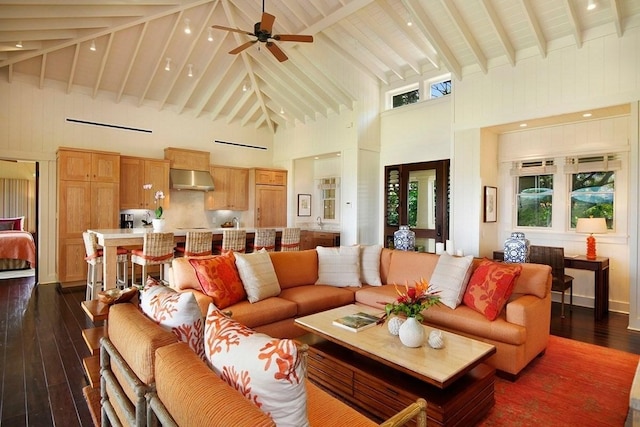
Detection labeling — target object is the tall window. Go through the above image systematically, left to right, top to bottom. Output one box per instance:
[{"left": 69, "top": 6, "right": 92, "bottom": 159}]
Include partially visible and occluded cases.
[
  {"left": 570, "top": 172, "right": 614, "bottom": 229},
  {"left": 516, "top": 174, "right": 554, "bottom": 227},
  {"left": 319, "top": 177, "right": 338, "bottom": 220}
]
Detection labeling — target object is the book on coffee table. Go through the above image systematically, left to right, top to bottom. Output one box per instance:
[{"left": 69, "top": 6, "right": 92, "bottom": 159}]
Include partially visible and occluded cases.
[{"left": 332, "top": 312, "right": 381, "bottom": 332}]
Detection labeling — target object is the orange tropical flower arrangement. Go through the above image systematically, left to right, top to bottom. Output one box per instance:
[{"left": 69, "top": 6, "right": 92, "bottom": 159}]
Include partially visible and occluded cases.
[{"left": 380, "top": 278, "right": 440, "bottom": 323}]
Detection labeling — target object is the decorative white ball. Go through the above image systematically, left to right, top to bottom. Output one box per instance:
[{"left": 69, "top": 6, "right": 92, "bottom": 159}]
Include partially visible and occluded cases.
[
  {"left": 387, "top": 317, "right": 404, "bottom": 336},
  {"left": 428, "top": 330, "right": 445, "bottom": 349}
]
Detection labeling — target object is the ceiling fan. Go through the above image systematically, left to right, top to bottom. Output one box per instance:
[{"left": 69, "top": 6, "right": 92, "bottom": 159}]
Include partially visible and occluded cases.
[{"left": 211, "top": 0, "right": 313, "bottom": 62}]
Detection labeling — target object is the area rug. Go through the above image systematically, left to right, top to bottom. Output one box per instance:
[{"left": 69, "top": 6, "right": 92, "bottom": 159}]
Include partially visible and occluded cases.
[{"left": 479, "top": 335, "right": 638, "bottom": 426}]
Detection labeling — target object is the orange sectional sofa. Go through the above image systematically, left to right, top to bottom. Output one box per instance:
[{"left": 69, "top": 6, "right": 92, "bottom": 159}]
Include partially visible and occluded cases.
[{"left": 170, "top": 248, "right": 553, "bottom": 378}]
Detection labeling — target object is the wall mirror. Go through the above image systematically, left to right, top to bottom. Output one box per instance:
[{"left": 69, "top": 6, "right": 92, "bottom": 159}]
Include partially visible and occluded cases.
[{"left": 384, "top": 160, "right": 450, "bottom": 251}]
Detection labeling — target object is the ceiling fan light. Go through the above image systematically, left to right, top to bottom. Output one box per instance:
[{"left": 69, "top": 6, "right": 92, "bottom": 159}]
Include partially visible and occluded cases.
[
  {"left": 587, "top": 0, "right": 596, "bottom": 10},
  {"left": 184, "top": 18, "right": 191, "bottom": 34},
  {"left": 90, "top": 40, "right": 96, "bottom": 51},
  {"left": 165, "top": 58, "right": 171, "bottom": 71}
]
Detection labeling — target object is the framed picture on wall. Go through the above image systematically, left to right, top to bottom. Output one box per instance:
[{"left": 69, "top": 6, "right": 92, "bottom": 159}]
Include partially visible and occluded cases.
[
  {"left": 484, "top": 186, "right": 497, "bottom": 223},
  {"left": 298, "top": 194, "right": 311, "bottom": 216}
]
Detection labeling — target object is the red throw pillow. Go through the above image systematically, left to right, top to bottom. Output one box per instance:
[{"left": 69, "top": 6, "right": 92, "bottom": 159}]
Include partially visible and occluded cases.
[
  {"left": 189, "top": 252, "right": 246, "bottom": 309},
  {"left": 463, "top": 258, "right": 522, "bottom": 321}
]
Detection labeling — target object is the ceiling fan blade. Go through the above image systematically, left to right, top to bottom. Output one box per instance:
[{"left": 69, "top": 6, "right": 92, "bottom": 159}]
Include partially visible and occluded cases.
[
  {"left": 260, "top": 12, "right": 275, "bottom": 33},
  {"left": 211, "top": 25, "right": 253, "bottom": 36},
  {"left": 274, "top": 34, "right": 314, "bottom": 43},
  {"left": 229, "top": 40, "right": 257, "bottom": 55},
  {"left": 266, "top": 41, "right": 288, "bottom": 62}
]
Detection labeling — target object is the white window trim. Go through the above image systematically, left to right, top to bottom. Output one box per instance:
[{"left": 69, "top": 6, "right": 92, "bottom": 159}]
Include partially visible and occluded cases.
[
  {"left": 425, "top": 73, "right": 452, "bottom": 100},
  {"left": 385, "top": 83, "right": 419, "bottom": 110}
]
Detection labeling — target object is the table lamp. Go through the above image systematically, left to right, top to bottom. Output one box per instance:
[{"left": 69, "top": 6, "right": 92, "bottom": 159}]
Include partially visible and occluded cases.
[{"left": 576, "top": 217, "right": 607, "bottom": 260}]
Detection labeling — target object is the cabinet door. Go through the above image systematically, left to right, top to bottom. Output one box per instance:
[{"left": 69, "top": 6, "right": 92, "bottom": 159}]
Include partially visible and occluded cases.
[
  {"left": 58, "top": 150, "right": 92, "bottom": 181},
  {"left": 91, "top": 153, "right": 120, "bottom": 182},
  {"left": 120, "top": 157, "right": 144, "bottom": 209},
  {"left": 144, "top": 159, "right": 170, "bottom": 209},
  {"left": 207, "top": 167, "right": 231, "bottom": 210},
  {"left": 229, "top": 168, "right": 249, "bottom": 210},
  {"left": 255, "top": 169, "right": 287, "bottom": 186},
  {"left": 59, "top": 180, "right": 92, "bottom": 238},
  {"left": 91, "top": 182, "right": 119, "bottom": 229},
  {"left": 255, "top": 185, "right": 286, "bottom": 227},
  {"left": 300, "top": 230, "right": 314, "bottom": 250},
  {"left": 59, "top": 238, "right": 87, "bottom": 283}
]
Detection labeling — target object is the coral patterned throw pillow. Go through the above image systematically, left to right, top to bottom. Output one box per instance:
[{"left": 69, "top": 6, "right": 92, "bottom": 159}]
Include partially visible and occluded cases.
[
  {"left": 189, "top": 252, "right": 246, "bottom": 309},
  {"left": 462, "top": 258, "right": 522, "bottom": 321},
  {"left": 140, "top": 276, "right": 205, "bottom": 360},
  {"left": 204, "top": 305, "right": 309, "bottom": 427}
]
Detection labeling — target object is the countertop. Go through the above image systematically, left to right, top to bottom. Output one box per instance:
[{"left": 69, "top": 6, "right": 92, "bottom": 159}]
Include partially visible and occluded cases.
[{"left": 88, "top": 227, "right": 286, "bottom": 238}]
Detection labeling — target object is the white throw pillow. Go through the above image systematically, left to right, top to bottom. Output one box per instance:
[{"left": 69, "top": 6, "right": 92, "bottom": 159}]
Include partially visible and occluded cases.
[
  {"left": 360, "top": 244, "right": 382, "bottom": 286},
  {"left": 315, "top": 245, "right": 361, "bottom": 287},
  {"left": 234, "top": 249, "right": 281, "bottom": 303},
  {"left": 429, "top": 252, "right": 475, "bottom": 309},
  {"left": 140, "top": 277, "right": 205, "bottom": 359},
  {"left": 205, "top": 305, "right": 309, "bottom": 427}
]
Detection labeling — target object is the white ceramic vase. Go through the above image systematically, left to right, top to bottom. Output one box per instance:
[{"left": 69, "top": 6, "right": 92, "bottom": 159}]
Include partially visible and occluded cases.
[
  {"left": 152, "top": 218, "right": 165, "bottom": 231},
  {"left": 398, "top": 317, "right": 424, "bottom": 348}
]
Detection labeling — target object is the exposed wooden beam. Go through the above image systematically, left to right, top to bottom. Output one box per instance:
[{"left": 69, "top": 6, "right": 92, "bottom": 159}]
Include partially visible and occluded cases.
[
  {"left": 401, "top": 0, "right": 462, "bottom": 80},
  {"left": 441, "top": 0, "right": 487, "bottom": 74},
  {"left": 479, "top": 0, "right": 515, "bottom": 66},
  {"left": 520, "top": 0, "right": 547, "bottom": 58},
  {"left": 563, "top": 0, "right": 583, "bottom": 49},
  {"left": 610, "top": 0, "right": 623, "bottom": 37},
  {"left": 116, "top": 22, "right": 148, "bottom": 103},
  {"left": 92, "top": 33, "right": 114, "bottom": 99},
  {"left": 67, "top": 43, "right": 79, "bottom": 94}
]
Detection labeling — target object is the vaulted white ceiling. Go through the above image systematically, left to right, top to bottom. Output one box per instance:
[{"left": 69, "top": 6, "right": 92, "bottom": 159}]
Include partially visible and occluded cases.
[{"left": 1, "top": 0, "right": 639, "bottom": 133}]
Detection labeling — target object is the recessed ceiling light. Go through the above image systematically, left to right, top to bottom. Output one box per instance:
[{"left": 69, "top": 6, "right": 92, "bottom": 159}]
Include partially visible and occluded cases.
[
  {"left": 587, "top": 0, "right": 597, "bottom": 11},
  {"left": 90, "top": 40, "right": 96, "bottom": 52},
  {"left": 16, "top": 41, "right": 23, "bottom": 48},
  {"left": 583, "top": 112, "right": 593, "bottom": 118},
  {"left": 519, "top": 123, "right": 527, "bottom": 128},
  {"left": 336, "top": 153, "right": 341, "bottom": 156},
  {"left": 314, "top": 156, "right": 320, "bottom": 160}
]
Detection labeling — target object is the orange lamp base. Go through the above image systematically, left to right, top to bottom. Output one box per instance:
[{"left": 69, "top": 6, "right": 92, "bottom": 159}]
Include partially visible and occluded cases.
[{"left": 586, "top": 234, "right": 597, "bottom": 260}]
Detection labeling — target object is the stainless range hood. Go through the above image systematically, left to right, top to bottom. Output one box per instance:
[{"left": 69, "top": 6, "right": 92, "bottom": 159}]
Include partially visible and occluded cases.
[{"left": 169, "top": 169, "right": 215, "bottom": 191}]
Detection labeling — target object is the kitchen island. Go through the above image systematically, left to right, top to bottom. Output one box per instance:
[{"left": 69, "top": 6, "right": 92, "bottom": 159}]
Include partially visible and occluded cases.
[{"left": 89, "top": 227, "right": 285, "bottom": 290}]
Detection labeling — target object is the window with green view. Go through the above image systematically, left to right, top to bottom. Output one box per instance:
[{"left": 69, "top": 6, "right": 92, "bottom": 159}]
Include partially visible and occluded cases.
[
  {"left": 570, "top": 172, "right": 614, "bottom": 229},
  {"left": 517, "top": 175, "right": 553, "bottom": 227}
]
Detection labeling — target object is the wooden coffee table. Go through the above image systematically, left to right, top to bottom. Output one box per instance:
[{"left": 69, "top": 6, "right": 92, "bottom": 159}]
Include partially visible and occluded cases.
[{"left": 295, "top": 304, "right": 496, "bottom": 426}]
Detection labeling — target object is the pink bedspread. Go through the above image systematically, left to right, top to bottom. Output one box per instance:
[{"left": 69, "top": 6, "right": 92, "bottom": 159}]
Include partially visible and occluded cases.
[{"left": 0, "top": 230, "right": 36, "bottom": 267}]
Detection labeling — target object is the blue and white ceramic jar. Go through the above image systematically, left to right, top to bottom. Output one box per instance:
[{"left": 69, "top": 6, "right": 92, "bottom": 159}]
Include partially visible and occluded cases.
[
  {"left": 394, "top": 225, "right": 415, "bottom": 251},
  {"left": 504, "top": 232, "right": 530, "bottom": 263}
]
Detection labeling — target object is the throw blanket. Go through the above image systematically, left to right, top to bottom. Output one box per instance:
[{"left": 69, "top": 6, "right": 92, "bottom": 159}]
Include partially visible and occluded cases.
[{"left": 0, "top": 230, "right": 36, "bottom": 267}]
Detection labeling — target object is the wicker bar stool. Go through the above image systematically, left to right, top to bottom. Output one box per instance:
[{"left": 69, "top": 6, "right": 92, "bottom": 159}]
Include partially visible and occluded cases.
[
  {"left": 280, "top": 227, "right": 301, "bottom": 251},
  {"left": 251, "top": 228, "right": 276, "bottom": 252},
  {"left": 221, "top": 229, "right": 246, "bottom": 253},
  {"left": 175, "top": 231, "right": 213, "bottom": 257},
  {"left": 83, "top": 232, "right": 129, "bottom": 300},
  {"left": 130, "top": 232, "right": 175, "bottom": 286}
]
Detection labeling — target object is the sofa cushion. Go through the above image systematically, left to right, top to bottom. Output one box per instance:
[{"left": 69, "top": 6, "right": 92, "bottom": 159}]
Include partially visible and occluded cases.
[
  {"left": 360, "top": 245, "right": 382, "bottom": 286},
  {"left": 316, "top": 246, "right": 361, "bottom": 287},
  {"left": 235, "top": 249, "right": 281, "bottom": 303},
  {"left": 269, "top": 249, "right": 318, "bottom": 289},
  {"left": 386, "top": 250, "right": 439, "bottom": 285},
  {"left": 189, "top": 252, "right": 246, "bottom": 309},
  {"left": 429, "top": 253, "right": 474, "bottom": 309},
  {"left": 171, "top": 255, "right": 215, "bottom": 291},
  {"left": 463, "top": 259, "right": 522, "bottom": 321},
  {"left": 511, "top": 262, "right": 552, "bottom": 299},
  {"left": 140, "top": 277, "right": 205, "bottom": 359},
  {"left": 279, "top": 285, "right": 356, "bottom": 316},
  {"left": 227, "top": 297, "right": 299, "bottom": 329},
  {"left": 107, "top": 304, "right": 178, "bottom": 386},
  {"left": 204, "top": 306, "right": 309, "bottom": 427},
  {"left": 155, "top": 342, "right": 275, "bottom": 427},
  {"left": 306, "top": 382, "right": 377, "bottom": 426}
]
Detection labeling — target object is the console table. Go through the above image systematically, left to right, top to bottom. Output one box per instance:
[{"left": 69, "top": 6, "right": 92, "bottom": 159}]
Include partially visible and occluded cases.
[{"left": 493, "top": 250, "right": 610, "bottom": 320}]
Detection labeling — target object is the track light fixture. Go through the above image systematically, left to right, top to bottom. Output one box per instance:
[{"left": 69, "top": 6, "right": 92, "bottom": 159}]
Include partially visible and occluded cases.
[
  {"left": 587, "top": 0, "right": 596, "bottom": 10},
  {"left": 184, "top": 18, "right": 191, "bottom": 34},
  {"left": 207, "top": 28, "right": 214, "bottom": 42},
  {"left": 90, "top": 40, "right": 96, "bottom": 51},
  {"left": 16, "top": 41, "right": 23, "bottom": 48},
  {"left": 165, "top": 58, "right": 171, "bottom": 71},
  {"left": 187, "top": 64, "right": 193, "bottom": 77},
  {"left": 242, "top": 81, "right": 250, "bottom": 92},
  {"left": 280, "top": 106, "right": 285, "bottom": 115}
]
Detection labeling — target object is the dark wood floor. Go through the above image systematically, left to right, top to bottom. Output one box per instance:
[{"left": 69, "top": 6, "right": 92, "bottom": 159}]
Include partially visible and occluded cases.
[{"left": 2, "top": 275, "right": 640, "bottom": 426}]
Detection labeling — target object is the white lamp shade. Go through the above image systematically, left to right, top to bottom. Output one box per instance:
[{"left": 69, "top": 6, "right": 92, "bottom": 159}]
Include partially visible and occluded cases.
[{"left": 576, "top": 217, "right": 607, "bottom": 234}]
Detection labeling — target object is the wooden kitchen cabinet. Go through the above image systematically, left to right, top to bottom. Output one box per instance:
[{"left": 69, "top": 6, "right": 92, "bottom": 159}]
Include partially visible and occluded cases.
[
  {"left": 164, "top": 147, "right": 210, "bottom": 171},
  {"left": 57, "top": 148, "right": 120, "bottom": 284},
  {"left": 120, "top": 156, "right": 170, "bottom": 210},
  {"left": 206, "top": 165, "right": 248, "bottom": 210},
  {"left": 250, "top": 168, "right": 287, "bottom": 228},
  {"left": 300, "top": 230, "right": 340, "bottom": 250}
]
